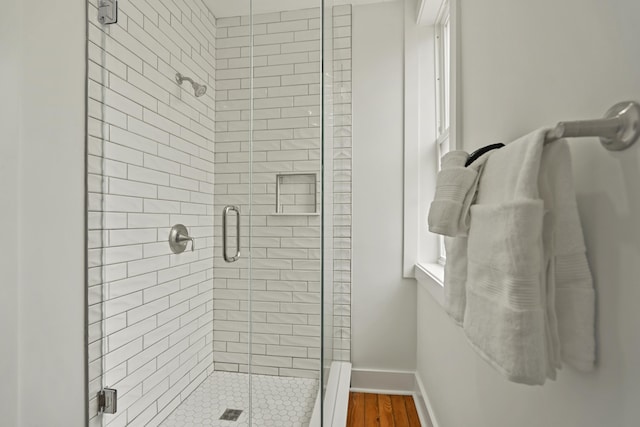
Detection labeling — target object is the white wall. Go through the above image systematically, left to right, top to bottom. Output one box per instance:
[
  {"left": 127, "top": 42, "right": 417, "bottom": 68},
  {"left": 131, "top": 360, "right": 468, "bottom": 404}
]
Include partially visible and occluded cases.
[
  {"left": 0, "top": 0, "right": 21, "bottom": 425},
  {"left": 15, "top": 0, "right": 86, "bottom": 426},
  {"left": 417, "top": 0, "right": 640, "bottom": 425},
  {"left": 352, "top": 1, "right": 417, "bottom": 372}
]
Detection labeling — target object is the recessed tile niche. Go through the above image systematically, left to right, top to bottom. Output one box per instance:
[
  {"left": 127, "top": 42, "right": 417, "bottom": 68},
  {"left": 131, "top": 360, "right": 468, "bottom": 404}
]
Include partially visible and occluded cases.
[{"left": 275, "top": 173, "right": 319, "bottom": 215}]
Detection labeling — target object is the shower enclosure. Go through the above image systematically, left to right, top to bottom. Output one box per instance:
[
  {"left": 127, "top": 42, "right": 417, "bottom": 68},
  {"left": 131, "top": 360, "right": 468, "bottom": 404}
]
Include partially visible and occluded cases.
[{"left": 86, "top": 0, "right": 352, "bottom": 425}]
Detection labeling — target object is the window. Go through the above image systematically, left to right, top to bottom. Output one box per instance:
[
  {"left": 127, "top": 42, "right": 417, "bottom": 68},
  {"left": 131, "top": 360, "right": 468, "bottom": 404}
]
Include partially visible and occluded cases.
[{"left": 403, "top": 0, "right": 458, "bottom": 289}]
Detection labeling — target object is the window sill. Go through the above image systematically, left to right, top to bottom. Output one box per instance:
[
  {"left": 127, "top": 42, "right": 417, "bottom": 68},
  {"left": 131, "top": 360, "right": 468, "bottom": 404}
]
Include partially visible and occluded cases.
[{"left": 415, "top": 263, "right": 444, "bottom": 306}]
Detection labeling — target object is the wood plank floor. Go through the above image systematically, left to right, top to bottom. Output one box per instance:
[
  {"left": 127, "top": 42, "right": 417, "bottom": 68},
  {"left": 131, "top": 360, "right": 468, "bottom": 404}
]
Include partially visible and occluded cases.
[{"left": 346, "top": 392, "right": 421, "bottom": 427}]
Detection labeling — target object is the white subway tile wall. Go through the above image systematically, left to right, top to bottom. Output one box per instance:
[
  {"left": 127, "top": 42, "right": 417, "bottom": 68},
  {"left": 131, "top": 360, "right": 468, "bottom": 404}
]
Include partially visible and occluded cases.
[{"left": 87, "top": 1, "right": 216, "bottom": 426}]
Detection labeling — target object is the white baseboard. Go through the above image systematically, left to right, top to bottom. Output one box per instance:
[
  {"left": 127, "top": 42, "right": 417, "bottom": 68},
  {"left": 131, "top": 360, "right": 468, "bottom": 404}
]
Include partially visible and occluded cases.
[
  {"left": 349, "top": 368, "right": 439, "bottom": 427},
  {"left": 350, "top": 368, "right": 416, "bottom": 394},
  {"left": 413, "top": 372, "right": 439, "bottom": 427}
]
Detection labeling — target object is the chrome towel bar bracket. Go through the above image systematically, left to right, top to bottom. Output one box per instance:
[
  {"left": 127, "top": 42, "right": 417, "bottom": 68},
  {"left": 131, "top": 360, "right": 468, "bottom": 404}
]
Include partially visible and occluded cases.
[{"left": 545, "top": 101, "right": 640, "bottom": 151}]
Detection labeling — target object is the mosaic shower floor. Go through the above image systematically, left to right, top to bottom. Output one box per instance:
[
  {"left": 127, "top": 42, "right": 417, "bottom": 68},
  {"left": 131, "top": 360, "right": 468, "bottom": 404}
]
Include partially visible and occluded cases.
[{"left": 160, "top": 371, "right": 318, "bottom": 427}]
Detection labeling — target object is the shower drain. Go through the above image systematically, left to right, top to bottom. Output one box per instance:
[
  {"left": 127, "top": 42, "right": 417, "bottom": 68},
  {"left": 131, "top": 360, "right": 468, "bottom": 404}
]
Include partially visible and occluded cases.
[{"left": 220, "top": 409, "right": 243, "bottom": 421}]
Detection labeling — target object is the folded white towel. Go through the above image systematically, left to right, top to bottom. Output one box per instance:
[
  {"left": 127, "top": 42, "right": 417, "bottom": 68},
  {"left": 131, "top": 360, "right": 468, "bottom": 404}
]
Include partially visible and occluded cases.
[
  {"left": 463, "top": 129, "right": 595, "bottom": 385},
  {"left": 428, "top": 151, "right": 488, "bottom": 237}
]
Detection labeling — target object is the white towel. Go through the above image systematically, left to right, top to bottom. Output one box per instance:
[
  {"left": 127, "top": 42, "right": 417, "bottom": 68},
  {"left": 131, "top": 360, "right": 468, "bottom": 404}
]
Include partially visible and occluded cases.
[
  {"left": 463, "top": 129, "right": 595, "bottom": 385},
  {"left": 539, "top": 140, "right": 595, "bottom": 372},
  {"left": 428, "top": 150, "right": 493, "bottom": 324}
]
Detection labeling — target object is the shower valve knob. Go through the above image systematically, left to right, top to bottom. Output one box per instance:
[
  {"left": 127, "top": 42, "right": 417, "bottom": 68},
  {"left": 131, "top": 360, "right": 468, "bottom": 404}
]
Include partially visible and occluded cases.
[
  {"left": 169, "top": 224, "right": 195, "bottom": 254},
  {"left": 176, "top": 233, "right": 195, "bottom": 251}
]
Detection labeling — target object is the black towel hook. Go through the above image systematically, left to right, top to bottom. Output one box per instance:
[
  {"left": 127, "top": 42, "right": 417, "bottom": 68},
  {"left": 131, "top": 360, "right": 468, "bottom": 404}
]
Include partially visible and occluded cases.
[{"left": 465, "top": 143, "right": 505, "bottom": 167}]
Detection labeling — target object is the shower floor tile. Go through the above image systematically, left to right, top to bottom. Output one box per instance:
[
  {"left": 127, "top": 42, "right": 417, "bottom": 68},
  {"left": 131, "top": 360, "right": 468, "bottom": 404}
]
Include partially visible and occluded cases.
[{"left": 160, "top": 371, "right": 318, "bottom": 427}]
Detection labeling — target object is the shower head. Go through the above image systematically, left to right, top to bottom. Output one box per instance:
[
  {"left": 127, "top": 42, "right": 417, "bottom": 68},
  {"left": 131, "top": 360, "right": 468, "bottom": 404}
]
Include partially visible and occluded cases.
[
  {"left": 175, "top": 72, "right": 207, "bottom": 98},
  {"left": 193, "top": 83, "right": 207, "bottom": 97}
]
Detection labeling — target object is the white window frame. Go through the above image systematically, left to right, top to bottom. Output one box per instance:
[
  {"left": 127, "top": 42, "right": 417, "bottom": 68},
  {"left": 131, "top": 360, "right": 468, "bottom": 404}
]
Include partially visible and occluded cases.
[
  {"left": 402, "top": 0, "right": 460, "bottom": 297},
  {"left": 434, "top": 0, "right": 451, "bottom": 266}
]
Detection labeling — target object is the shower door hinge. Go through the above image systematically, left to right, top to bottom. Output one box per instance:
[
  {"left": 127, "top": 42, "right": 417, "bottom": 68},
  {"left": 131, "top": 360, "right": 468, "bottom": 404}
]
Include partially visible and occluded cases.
[
  {"left": 98, "top": 0, "right": 118, "bottom": 25},
  {"left": 97, "top": 388, "right": 118, "bottom": 414}
]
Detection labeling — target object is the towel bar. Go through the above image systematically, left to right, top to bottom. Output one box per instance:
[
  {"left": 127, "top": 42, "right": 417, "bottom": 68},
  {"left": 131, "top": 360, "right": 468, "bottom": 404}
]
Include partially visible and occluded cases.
[{"left": 545, "top": 101, "right": 640, "bottom": 151}]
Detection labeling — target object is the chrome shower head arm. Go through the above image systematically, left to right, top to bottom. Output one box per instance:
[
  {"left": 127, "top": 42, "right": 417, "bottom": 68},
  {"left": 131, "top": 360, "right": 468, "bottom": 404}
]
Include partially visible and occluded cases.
[{"left": 175, "top": 72, "right": 196, "bottom": 86}]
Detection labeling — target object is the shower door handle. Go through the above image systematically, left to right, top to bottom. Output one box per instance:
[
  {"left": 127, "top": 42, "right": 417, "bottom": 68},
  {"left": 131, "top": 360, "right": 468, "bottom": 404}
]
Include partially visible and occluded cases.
[{"left": 222, "top": 205, "right": 241, "bottom": 263}]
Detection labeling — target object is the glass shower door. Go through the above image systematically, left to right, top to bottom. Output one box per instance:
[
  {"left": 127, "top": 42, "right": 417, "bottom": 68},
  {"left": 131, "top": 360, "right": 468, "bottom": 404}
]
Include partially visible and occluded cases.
[{"left": 86, "top": 0, "right": 333, "bottom": 425}]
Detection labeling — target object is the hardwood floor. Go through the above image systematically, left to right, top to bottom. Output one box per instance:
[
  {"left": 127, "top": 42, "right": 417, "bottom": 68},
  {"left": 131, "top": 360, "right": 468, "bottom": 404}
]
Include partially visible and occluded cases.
[{"left": 346, "top": 392, "right": 422, "bottom": 426}]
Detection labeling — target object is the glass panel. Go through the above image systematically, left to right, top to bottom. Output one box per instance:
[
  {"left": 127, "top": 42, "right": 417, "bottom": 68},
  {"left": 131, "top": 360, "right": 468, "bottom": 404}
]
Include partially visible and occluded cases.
[
  {"left": 87, "top": 0, "right": 235, "bottom": 425},
  {"left": 322, "top": 0, "right": 335, "bottom": 422},
  {"left": 248, "top": 1, "right": 323, "bottom": 425},
  {"left": 86, "top": 2, "right": 109, "bottom": 425},
  {"left": 328, "top": 2, "right": 353, "bottom": 369},
  {"left": 322, "top": 3, "right": 353, "bottom": 424}
]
